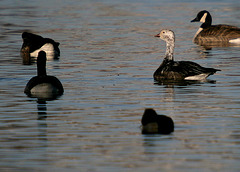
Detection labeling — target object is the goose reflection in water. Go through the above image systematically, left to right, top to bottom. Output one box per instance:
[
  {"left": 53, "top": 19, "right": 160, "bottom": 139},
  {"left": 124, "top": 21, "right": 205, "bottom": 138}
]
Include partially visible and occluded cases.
[
  {"left": 196, "top": 41, "right": 240, "bottom": 51},
  {"left": 154, "top": 79, "right": 217, "bottom": 88},
  {"left": 37, "top": 99, "right": 47, "bottom": 120}
]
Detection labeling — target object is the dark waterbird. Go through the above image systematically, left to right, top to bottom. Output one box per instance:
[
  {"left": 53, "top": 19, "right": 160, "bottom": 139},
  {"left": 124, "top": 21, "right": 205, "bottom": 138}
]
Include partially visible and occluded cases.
[
  {"left": 191, "top": 10, "right": 240, "bottom": 44},
  {"left": 154, "top": 29, "right": 220, "bottom": 81},
  {"left": 21, "top": 32, "right": 60, "bottom": 64},
  {"left": 24, "top": 51, "right": 64, "bottom": 99},
  {"left": 141, "top": 108, "right": 174, "bottom": 134}
]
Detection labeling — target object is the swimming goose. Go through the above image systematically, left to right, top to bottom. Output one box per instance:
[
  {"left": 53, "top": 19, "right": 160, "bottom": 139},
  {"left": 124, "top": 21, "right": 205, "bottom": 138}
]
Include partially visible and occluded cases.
[
  {"left": 191, "top": 10, "right": 240, "bottom": 44},
  {"left": 154, "top": 29, "right": 220, "bottom": 81},
  {"left": 21, "top": 32, "right": 60, "bottom": 60},
  {"left": 24, "top": 51, "right": 64, "bottom": 98},
  {"left": 141, "top": 108, "right": 174, "bottom": 134}
]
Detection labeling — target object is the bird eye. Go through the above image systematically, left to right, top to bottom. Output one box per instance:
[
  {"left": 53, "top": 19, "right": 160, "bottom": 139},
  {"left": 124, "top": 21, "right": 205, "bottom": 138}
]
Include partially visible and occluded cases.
[{"left": 163, "top": 31, "right": 165, "bottom": 33}]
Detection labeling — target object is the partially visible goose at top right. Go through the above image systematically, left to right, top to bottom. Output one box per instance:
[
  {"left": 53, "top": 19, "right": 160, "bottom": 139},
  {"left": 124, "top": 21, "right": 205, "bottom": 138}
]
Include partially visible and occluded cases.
[{"left": 191, "top": 10, "right": 240, "bottom": 44}]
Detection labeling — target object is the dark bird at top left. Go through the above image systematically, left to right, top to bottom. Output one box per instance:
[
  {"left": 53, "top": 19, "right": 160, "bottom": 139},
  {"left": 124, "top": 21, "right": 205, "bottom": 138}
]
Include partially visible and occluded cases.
[{"left": 21, "top": 32, "right": 60, "bottom": 64}]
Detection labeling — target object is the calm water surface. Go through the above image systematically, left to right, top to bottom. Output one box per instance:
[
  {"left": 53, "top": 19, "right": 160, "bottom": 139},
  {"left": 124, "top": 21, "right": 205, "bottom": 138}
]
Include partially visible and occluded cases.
[{"left": 1, "top": 0, "right": 240, "bottom": 171}]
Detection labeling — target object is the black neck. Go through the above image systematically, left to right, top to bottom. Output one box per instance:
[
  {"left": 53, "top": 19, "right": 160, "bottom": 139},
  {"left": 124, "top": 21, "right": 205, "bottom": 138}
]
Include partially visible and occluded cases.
[
  {"left": 201, "top": 22, "right": 211, "bottom": 28},
  {"left": 37, "top": 54, "right": 47, "bottom": 76},
  {"left": 37, "top": 62, "right": 46, "bottom": 76}
]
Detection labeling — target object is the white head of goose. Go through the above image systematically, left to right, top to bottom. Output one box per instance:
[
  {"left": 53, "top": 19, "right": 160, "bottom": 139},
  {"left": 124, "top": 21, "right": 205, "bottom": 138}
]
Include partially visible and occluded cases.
[
  {"left": 191, "top": 10, "right": 240, "bottom": 44},
  {"left": 154, "top": 29, "right": 220, "bottom": 81},
  {"left": 24, "top": 51, "right": 64, "bottom": 99}
]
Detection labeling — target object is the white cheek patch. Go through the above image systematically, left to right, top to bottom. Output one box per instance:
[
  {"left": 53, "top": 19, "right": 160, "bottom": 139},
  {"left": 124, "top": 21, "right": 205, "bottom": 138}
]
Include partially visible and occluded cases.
[
  {"left": 200, "top": 13, "right": 208, "bottom": 23},
  {"left": 30, "top": 43, "right": 55, "bottom": 60}
]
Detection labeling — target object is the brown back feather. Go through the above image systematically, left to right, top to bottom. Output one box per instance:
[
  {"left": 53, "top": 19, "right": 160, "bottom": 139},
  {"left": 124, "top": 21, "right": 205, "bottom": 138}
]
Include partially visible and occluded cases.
[{"left": 195, "top": 25, "right": 240, "bottom": 43}]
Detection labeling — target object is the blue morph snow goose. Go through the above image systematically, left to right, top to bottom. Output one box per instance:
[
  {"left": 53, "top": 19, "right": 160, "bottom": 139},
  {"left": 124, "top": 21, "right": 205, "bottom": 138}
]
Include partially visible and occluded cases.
[{"left": 154, "top": 29, "right": 220, "bottom": 81}]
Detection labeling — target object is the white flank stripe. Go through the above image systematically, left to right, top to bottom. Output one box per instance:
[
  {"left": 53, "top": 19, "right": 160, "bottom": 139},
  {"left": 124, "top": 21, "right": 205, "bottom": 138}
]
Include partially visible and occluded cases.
[
  {"left": 229, "top": 38, "right": 240, "bottom": 44},
  {"left": 184, "top": 73, "right": 209, "bottom": 80}
]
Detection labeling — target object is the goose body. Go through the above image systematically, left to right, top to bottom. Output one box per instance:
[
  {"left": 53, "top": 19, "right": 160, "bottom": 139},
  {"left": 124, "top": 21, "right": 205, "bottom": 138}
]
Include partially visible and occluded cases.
[
  {"left": 191, "top": 10, "right": 240, "bottom": 44},
  {"left": 154, "top": 29, "right": 220, "bottom": 81},
  {"left": 21, "top": 32, "right": 60, "bottom": 60},
  {"left": 24, "top": 51, "right": 64, "bottom": 99},
  {"left": 141, "top": 108, "right": 174, "bottom": 134}
]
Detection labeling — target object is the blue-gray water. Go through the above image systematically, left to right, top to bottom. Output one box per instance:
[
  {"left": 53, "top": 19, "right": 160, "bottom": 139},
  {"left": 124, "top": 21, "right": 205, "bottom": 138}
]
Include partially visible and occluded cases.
[{"left": 1, "top": 0, "right": 240, "bottom": 171}]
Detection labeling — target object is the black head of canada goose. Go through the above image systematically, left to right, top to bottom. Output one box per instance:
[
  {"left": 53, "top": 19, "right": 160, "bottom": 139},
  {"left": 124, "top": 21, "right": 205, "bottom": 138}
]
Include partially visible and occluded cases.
[
  {"left": 191, "top": 10, "right": 240, "bottom": 44},
  {"left": 154, "top": 29, "right": 220, "bottom": 81},
  {"left": 21, "top": 32, "right": 60, "bottom": 63},
  {"left": 24, "top": 51, "right": 64, "bottom": 99},
  {"left": 141, "top": 108, "right": 174, "bottom": 134}
]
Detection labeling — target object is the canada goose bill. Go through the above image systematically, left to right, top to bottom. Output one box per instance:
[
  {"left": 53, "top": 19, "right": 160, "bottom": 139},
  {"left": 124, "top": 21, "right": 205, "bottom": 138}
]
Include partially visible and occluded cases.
[
  {"left": 191, "top": 10, "right": 240, "bottom": 44},
  {"left": 153, "top": 29, "right": 220, "bottom": 81}
]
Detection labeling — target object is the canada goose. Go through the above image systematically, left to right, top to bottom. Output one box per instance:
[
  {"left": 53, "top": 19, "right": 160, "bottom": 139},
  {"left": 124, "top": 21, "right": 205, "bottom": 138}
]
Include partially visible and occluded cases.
[
  {"left": 191, "top": 10, "right": 240, "bottom": 44},
  {"left": 154, "top": 29, "right": 220, "bottom": 81},
  {"left": 21, "top": 32, "right": 60, "bottom": 60},
  {"left": 24, "top": 51, "right": 64, "bottom": 99},
  {"left": 141, "top": 108, "right": 174, "bottom": 134}
]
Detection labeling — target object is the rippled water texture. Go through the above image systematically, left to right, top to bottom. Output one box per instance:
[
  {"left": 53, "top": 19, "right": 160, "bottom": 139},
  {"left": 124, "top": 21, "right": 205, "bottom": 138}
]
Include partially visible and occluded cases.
[{"left": 1, "top": 0, "right": 240, "bottom": 171}]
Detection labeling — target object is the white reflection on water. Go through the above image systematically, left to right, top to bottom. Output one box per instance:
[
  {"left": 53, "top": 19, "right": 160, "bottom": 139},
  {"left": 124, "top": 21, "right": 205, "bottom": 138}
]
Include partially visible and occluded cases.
[{"left": 0, "top": 0, "right": 240, "bottom": 171}]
